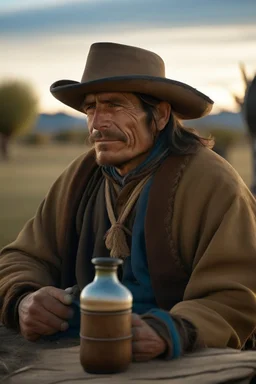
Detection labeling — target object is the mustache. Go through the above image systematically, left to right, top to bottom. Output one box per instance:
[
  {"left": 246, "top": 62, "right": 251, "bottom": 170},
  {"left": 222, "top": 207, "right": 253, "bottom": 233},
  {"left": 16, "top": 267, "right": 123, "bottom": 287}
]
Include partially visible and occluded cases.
[{"left": 89, "top": 130, "right": 127, "bottom": 144}]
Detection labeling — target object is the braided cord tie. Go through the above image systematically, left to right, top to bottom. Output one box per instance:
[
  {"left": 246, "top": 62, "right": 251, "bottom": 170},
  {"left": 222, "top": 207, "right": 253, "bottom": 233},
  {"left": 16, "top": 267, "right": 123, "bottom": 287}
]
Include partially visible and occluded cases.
[{"left": 104, "top": 175, "right": 151, "bottom": 259}]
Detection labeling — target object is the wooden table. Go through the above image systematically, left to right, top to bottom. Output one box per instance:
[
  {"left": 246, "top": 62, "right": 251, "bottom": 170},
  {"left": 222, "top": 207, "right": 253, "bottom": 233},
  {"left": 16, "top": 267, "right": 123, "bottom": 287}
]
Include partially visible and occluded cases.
[{"left": 2, "top": 328, "right": 256, "bottom": 384}]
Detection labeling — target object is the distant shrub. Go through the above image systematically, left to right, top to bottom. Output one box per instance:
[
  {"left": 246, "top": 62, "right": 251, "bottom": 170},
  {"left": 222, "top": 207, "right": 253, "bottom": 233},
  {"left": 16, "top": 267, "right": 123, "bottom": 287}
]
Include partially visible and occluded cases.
[
  {"left": 0, "top": 79, "right": 39, "bottom": 159},
  {"left": 199, "top": 125, "right": 241, "bottom": 144},
  {"left": 197, "top": 126, "right": 243, "bottom": 158},
  {"left": 210, "top": 128, "right": 242, "bottom": 149},
  {"left": 52, "top": 130, "right": 90, "bottom": 145},
  {"left": 52, "top": 131, "right": 73, "bottom": 143},
  {"left": 18, "top": 132, "right": 50, "bottom": 145}
]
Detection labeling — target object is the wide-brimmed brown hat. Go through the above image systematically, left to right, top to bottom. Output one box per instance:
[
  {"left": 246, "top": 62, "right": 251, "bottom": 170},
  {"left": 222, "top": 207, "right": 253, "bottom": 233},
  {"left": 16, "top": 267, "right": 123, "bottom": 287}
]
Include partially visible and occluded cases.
[{"left": 50, "top": 42, "right": 214, "bottom": 120}]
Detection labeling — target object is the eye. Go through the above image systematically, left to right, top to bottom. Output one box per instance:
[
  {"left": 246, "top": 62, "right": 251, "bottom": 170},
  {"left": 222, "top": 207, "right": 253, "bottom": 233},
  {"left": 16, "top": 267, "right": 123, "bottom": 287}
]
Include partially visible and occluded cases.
[
  {"left": 108, "top": 102, "right": 120, "bottom": 108},
  {"left": 84, "top": 104, "right": 95, "bottom": 114}
]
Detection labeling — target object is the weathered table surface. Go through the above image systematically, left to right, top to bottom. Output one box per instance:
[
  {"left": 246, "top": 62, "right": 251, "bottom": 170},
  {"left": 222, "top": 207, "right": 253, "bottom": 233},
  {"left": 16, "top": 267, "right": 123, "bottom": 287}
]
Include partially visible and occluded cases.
[{"left": 2, "top": 335, "right": 256, "bottom": 384}]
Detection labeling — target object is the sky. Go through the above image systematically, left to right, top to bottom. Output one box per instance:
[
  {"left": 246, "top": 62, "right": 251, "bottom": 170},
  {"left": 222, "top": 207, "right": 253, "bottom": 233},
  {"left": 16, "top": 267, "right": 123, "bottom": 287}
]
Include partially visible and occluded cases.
[{"left": 0, "top": 0, "right": 256, "bottom": 117}]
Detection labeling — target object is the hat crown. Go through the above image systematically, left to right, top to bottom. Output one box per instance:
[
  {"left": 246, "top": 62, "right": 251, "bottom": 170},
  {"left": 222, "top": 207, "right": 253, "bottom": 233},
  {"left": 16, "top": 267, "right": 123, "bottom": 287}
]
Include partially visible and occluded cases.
[
  {"left": 50, "top": 41, "right": 213, "bottom": 120},
  {"left": 81, "top": 42, "right": 166, "bottom": 83}
]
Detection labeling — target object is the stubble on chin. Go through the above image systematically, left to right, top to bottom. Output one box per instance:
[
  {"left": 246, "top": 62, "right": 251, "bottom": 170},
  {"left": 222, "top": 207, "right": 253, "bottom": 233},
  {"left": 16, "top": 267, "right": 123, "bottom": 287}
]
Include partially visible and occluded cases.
[
  {"left": 95, "top": 149, "right": 114, "bottom": 166},
  {"left": 95, "top": 150, "right": 128, "bottom": 168}
]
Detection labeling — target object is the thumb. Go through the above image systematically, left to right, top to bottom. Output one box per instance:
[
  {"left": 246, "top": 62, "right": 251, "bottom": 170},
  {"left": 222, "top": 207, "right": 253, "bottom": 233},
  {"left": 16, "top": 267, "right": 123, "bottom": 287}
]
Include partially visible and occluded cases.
[{"left": 45, "top": 286, "right": 73, "bottom": 305}]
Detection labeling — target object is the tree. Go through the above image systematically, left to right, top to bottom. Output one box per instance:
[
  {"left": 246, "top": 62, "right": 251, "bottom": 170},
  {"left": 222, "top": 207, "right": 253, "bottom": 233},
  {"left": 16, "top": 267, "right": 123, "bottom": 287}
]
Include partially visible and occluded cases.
[
  {"left": 231, "top": 63, "right": 251, "bottom": 110},
  {"left": 232, "top": 63, "right": 256, "bottom": 194},
  {"left": 0, "top": 80, "right": 38, "bottom": 160}
]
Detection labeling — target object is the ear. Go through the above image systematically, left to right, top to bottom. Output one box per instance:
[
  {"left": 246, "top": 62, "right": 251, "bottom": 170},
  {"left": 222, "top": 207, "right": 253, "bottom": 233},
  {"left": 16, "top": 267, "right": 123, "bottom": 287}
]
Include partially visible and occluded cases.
[{"left": 155, "top": 102, "right": 171, "bottom": 132}]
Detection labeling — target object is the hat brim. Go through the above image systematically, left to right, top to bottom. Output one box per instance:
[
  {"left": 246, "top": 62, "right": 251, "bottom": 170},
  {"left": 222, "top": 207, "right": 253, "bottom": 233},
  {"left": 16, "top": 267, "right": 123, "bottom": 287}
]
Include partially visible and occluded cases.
[{"left": 50, "top": 75, "right": 214, "bottom": 120}]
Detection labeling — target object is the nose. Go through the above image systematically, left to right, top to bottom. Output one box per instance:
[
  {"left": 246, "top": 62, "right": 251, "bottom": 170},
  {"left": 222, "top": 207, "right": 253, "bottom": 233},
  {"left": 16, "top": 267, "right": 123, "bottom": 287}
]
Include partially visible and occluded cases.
[{"left": 91, "top": 107, "right": 109, "bottom": 133}]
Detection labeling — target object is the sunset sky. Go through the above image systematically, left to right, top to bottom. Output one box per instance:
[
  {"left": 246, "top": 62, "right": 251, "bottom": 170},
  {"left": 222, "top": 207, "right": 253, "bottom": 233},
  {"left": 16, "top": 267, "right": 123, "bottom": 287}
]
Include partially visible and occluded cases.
[{"left": 1, "top": 0, "right": 256, "bottom": 117}]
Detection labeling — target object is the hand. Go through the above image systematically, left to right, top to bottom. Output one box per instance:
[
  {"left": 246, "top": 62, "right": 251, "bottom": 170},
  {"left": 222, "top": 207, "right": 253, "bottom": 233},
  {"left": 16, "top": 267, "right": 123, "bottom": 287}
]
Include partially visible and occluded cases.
[
  {"left": 18, "top": 286, "right": 74, "bottom": 341},
  {"left": 132, "top": 313, "right": 167, "bottom": 362}
]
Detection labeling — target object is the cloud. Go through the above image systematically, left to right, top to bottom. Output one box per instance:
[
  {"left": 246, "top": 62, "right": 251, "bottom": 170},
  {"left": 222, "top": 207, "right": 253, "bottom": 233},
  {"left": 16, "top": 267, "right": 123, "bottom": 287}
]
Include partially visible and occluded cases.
[
  {"left": 0, "top": 0, "right": 256, "bottom": 37},
  {"left": 0, "top": 0, "right": 255, "bottom": 114},
  {"left": 0, "top": 0, "right": 76, "bottom": 12},
  {"left": 1, "top": 23, "right": 255, "bottom": 115}
]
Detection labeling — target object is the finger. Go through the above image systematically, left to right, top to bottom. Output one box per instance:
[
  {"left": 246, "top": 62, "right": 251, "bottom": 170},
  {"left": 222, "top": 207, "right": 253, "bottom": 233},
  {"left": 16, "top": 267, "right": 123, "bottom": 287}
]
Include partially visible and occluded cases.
[
  {"left": 43, "top": 286, "right": 73, "bottom": 305},
  {"left": 41, "top": 295, "right": 74, "bottom": 320},
  {"left": 24, "top": 302, "right": 70, "bottom": 332},
  {"left": 35, "top": 308, "right": 70, "bottom": 332},
  {"left": 132, "top": 313, "right": 144, "bottom": 327},
  {"left": 23, "top": 319, "right": 66, "bottom": 341},
  {"left": 32, "top": 319, "right": 68, "bottom": 335},
  {"left": 132, "top": 326, "right": 146, "bottom": 341},
  {"left": 23, "top": 331, "right": 41, "bottom": 342},
  {"left": 133, "top": 339, "right": 163, "bottom": 355},
  {"left": 132, "top": 340, "right": 147, "bottom": 354},
  {"left": 132, "top": 341, "right": 152, "bottom": 362},
  {"left": 133, "top": 353, "right": 151, "bottom": 362}
]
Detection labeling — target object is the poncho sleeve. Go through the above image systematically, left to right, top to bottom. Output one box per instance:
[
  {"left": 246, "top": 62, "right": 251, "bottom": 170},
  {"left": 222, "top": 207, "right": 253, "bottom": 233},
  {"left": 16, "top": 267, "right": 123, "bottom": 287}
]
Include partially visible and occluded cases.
[
  {"left": 170, "top": 148, "right": 256, "bottom": 348},
  {"left": 0, "top": 150, "right": 95, "bottom": 328}
]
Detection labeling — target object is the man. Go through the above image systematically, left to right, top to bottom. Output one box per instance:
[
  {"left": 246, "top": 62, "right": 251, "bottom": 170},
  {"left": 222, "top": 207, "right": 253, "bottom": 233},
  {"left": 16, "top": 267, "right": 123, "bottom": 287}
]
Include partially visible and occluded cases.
[{"left": 1, "top": 42, "right": 256, "bottom": 362}]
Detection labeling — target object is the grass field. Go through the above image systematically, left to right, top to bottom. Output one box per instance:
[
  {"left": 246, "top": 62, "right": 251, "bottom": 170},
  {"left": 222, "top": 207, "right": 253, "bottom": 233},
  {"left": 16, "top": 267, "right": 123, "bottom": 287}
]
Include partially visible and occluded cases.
[
  {"left": 0, "top": 142, "right": 253, "bottom": 249},
  {"left": 0, "top": 143, "right": 86, "bottom": 249}
]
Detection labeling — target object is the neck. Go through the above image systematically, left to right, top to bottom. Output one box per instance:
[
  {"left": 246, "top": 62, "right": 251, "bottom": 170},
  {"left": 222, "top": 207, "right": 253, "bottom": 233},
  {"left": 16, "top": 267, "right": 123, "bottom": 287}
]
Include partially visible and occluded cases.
[{"left": 114, "top": 151, "right": 151, "bottom": 176}]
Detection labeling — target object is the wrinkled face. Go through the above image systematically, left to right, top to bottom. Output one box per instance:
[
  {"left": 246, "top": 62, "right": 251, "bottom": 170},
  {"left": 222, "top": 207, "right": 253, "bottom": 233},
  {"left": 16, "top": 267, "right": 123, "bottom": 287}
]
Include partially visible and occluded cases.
[{"left": 83, "top": 92, "right": 157, "bottom": 175}]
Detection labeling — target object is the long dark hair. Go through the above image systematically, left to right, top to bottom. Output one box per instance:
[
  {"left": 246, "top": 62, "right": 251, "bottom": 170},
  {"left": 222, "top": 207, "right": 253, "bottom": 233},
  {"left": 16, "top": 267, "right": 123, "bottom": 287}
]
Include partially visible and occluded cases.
[{"left": 136, "top": 93, "right": 214, "bottom": 155}]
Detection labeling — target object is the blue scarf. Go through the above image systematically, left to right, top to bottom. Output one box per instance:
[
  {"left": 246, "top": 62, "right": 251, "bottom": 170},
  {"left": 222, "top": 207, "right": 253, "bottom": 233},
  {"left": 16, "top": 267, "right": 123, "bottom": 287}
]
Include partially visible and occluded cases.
[{"left": 103, "top": 128, "right": 170, "bottom": 186}]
